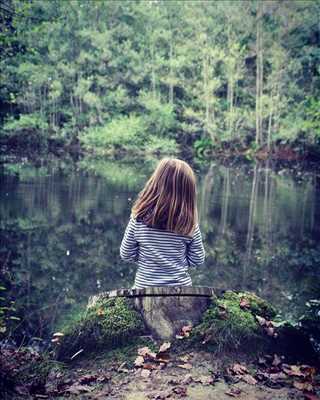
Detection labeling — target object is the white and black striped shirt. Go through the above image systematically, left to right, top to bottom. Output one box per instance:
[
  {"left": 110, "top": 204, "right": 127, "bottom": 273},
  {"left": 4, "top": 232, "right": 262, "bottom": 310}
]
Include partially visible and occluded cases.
[{"left": 120, "top": 216, "right": 205, "bottom": 288}]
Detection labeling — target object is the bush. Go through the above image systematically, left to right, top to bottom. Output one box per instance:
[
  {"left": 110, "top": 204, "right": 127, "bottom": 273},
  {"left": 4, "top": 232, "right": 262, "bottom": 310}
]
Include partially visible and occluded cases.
[
  {"left": 138, "top": 91, "right": 176, "bottom": 137},
  {"left": 1, "top": 114, "right": 49, "bottom": 149},
  {"left": 80, "top": 114, "right": 146, "bottom": 151},
  {"left": 145, "top": 136, "right": 178, "bottom": 155}
]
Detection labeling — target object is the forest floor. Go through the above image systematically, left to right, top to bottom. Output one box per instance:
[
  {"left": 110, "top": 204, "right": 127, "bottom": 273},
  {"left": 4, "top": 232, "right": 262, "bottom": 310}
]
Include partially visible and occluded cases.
[
  {"left": 5, "top": 341, "right": 318, "bottom": 400},
  {"left": 42, "top": 347, "right": 319, "bottom": 400}
]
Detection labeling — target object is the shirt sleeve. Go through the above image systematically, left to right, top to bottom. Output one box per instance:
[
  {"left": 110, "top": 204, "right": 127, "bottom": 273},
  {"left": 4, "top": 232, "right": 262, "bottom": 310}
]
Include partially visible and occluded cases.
[
  {"left": 120, "top": 216, "right": 139, "bottom": 262},
  {"left": 186, "top": 224, "right": 205, "bottom": 267}
]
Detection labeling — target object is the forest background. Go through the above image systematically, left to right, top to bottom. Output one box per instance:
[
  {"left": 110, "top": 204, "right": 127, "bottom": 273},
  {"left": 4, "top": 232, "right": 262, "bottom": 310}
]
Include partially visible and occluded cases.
[{"left": 0, "top": 0, "right": 319, "bottom": 157}]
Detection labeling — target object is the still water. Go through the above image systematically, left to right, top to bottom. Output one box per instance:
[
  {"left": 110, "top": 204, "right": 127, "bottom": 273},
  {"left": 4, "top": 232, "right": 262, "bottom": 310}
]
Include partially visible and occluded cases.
[{"left": 0, "top": 156, "right": 319, "bottom": 343}]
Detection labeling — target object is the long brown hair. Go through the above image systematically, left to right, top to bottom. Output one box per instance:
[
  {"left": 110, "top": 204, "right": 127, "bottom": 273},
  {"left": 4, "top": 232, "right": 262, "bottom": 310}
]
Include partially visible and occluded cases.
[{"left": 131, "top": 158, "right": 198, "bottom": 236}]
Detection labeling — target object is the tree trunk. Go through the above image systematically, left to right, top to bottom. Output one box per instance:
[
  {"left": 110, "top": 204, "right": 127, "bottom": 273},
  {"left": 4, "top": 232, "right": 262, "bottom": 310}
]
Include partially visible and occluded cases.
[{"left": 255, "top": 1, "right": 264, "bottom": 147}]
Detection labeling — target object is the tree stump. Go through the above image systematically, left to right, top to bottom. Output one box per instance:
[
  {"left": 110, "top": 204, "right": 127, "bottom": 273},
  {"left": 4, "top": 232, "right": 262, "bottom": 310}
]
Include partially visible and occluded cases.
[{"left": 88, "top": 286, "right": 215, "bottom": 340}]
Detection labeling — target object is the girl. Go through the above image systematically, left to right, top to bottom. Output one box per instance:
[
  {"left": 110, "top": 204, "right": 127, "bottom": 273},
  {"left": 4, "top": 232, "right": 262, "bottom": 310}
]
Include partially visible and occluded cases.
[{"left": 120, "top": 158, "right": 205, "bottom": 288}]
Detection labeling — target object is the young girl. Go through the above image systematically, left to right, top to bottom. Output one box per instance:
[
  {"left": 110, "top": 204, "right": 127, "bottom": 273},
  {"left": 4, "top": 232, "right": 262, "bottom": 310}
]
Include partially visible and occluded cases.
[{"left": 120, "top": 158, "right": 205, "bottom": 288}]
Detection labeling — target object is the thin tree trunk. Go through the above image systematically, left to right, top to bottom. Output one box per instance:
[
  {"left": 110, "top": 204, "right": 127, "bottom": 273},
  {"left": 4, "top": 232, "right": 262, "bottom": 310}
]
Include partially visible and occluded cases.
[
  {"left": 256, "top": 1, "right": 263, "bottom": 147},
  {"left": 169, "top": 40, "right": 174, "bottom": 104}
]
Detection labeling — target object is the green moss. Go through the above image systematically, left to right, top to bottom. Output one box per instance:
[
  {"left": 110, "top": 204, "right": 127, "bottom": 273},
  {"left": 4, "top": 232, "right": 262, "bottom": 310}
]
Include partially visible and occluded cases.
[
  {"left": 191, "top": 291, "right": 277, "bottom": 352},
  {"left": 223, "top": 291, "right": 277, "bottom": 319},
  {"left": 56, "top": 298, "right": 145, "bottom": 361}
]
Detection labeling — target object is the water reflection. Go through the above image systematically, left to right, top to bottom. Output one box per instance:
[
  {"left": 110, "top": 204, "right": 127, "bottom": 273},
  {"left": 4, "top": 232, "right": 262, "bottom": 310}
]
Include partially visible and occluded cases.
[{"left": 0, "top": 158, "right": 319, "bottom": 342}]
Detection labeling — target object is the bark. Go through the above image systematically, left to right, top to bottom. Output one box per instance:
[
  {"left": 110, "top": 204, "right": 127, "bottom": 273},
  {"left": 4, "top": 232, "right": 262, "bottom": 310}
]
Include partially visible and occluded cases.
[{"left": 255, "top": 1, "right": 264, "bottom": 147}]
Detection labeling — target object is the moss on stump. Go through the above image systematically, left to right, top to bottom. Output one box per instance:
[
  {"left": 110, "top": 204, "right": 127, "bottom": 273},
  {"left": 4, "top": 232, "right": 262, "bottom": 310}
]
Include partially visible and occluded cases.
[
  {"left": 191, "top": 291, "right": 277, "bottom": 352},
  {"left": 56, "top": 298, "right": 145, "bottom": 361}
]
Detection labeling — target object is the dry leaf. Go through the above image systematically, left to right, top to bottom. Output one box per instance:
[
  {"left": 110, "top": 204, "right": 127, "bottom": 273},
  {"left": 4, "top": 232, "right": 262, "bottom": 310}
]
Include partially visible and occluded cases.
[
  {"left": 239, "top": 298, "right": 250, "bottom": 309},
  {"left": 256, "top": 315, "right": 267, "bottom": 326},
  {"left": 180, "top": 325, "right": 192, "bottom": 337},
  {"left": 266, "top": 326, "right": 275, "bottom": 336},
  {"left": 159, "top": 342, "right": 171, "bottom": 353},
  {"left": 137, "top": 347, "right": 157, "bottom": 359},
  {"left": 156, "top": 353, "right": 170, "bottom": 363},
  {"left": 272, "top": 354, "right": 281, "bottom": 367},
  {"left": 179, "top": 355, "right": 190, "bottom": 362},
  {"left": 134, "top": 356, "right": 144, "bottom": 367},
  {"left": 142, "top": 363, "right": 157, "bottom": 370},
  {"left": 177, "top": 363, "right": 192, "bottom": 370},
  {"left": 230, "top": 363, "right": 248, "bottom": 375},
  {"left": 282, "top": 365, "right": 305, "bottom": 377},
  {"left": 141, "top": 369, "right": 151, "bottom": 378},
  {"left": 181, "top": 373, "right": 193, "bottom": 385},
  {"left": 79, "top": 374, "right": 98, "bottom": 384},
  {"left": 241, "top": 374, "right": 257, "bottom": 385},
  {"left": 197, "top": 375, "right": 214, "bottom": 385},
  {"left": 293, "top": 381, "right": 313, "bottom": 391},
  {"left": 66, "top": 384, "right": 93, "bottom": 395},
  {"left": 225, "top": 387, "right": 242, "bottom": 397}
]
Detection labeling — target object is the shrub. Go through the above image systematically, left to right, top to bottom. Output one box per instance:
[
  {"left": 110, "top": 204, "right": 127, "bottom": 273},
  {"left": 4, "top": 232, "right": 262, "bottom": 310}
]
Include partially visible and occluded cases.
[
  {"left": 2, "top": 114, "right": 49, "bottom": 149},
  {"left": 80, "top": 114, "right": 146, "bottom": 151}
]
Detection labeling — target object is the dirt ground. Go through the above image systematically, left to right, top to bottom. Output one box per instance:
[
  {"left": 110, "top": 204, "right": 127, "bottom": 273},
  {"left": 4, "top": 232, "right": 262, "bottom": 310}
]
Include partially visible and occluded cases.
[{"left": 49, "top": 349, "right": 318, "bottom": 400}]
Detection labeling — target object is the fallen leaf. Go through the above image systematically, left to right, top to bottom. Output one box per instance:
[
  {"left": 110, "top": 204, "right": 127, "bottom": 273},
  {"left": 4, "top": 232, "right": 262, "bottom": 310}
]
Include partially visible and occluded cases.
[
  {"left": 240, "top": 298, "right": 250, "bottom": 309},
  {"left": 96, "top": 308, "right": 104, "bottom": 316},
  {"left": 256, "top": 315, "right": 267, "bottom": 326},
  {"left": 180, "top": 325, "right": 192, "bottom": 337},
  {"left": 266, "top": 326, "right": 275, "bottom": 336},
  {"left": 159, "top": 342, "right": 171, "bottom": 353},
  {"left": 137, "top": 347, "right": 157, "bottom": 359},
  {"left": 156, "top": 353, "right": 170, "bottom": 363},
  {"left": 272, "top": 354, "right": 281, "bottom": 367},
  {"left": 134, "top": 356, "right": 144, "bottom": 367},
  {"left": 258, "top": 356, "right": 267, "bottom": 366},
  {"left": 118, "top": 361, "right": 129, "bottom": 372},
  {"left": 142, "top": 363, "right": 157, "bottom": 370},
  {"left": 177, "top": 363, "right": 192, "bottom": 370},
  {"left": 230, "top": 363, "right": 248, "bottom": 375},
  {"left": 282, "top": 365, "right": 305, "bottom": 377},
  {"left": 141, "top": 369, "right": 151, "bottom": 378},
  {"left": 181, "top": 373, "right": 193, "bottom": 385},
  {"left": 79, "top": 374, "right": 98, "bottom": 384},
  {"left": 241, "top": 374, "right": 257, "bottom": 385},
  {"left": 195, "top": 375, "right": 214, "bottom": 385},
  {"left": 293, "top": 381, "right": 313, "bottom": 391},
  {"left": 66, "top": 384, "right": 93, "bottom": 395},
  {"left": 172, "top": 386, "right": 187, "bottom": 396},
  {"left": 225, "top": 387, "right": 242, "bottom": 397}
]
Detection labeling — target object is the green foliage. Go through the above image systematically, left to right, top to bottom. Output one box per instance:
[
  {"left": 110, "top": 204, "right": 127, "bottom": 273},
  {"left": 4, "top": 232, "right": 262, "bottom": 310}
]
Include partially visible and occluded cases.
[
  {"left": 1, "top": 0, "right": 319, "bottom": 155},
  {"left": 138, "top": 91, "right": 176, "bottom": 137},
  {"left": 2, "top": 114, "right": 49, "bottom": 149},
  {"left": 3, "top": 114, "right": 48, "bottom": 136},
  {"left": 80, "top": 115, "right": 146, "bottom": 152},
  {"left": 145, "top": 136, "right": 178, "bottom": 155},
  {"left": 194, "top": 138, "right": 214, "bottom": 157},
  {"left": 56, "top": 297, "right": 145, "bottom": 361}
]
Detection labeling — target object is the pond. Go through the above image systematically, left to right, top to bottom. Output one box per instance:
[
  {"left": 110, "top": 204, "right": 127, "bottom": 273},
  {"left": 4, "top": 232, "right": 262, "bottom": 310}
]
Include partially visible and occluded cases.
[{"left": 0, "top": 156, "right": 320, "bottom": 345}]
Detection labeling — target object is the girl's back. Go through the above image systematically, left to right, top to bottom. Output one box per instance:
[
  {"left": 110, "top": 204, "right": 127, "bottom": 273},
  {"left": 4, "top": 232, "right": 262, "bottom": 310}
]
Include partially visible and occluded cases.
[{"left": 120, "top": 158, "right": 205, "bottom": 288}]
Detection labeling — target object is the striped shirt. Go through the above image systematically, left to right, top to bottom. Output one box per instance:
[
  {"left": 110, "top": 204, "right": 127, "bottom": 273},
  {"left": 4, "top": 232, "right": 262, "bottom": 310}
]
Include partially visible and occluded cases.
[{"left": 120, "top": 216, "right": 205, "bottom": 288}]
